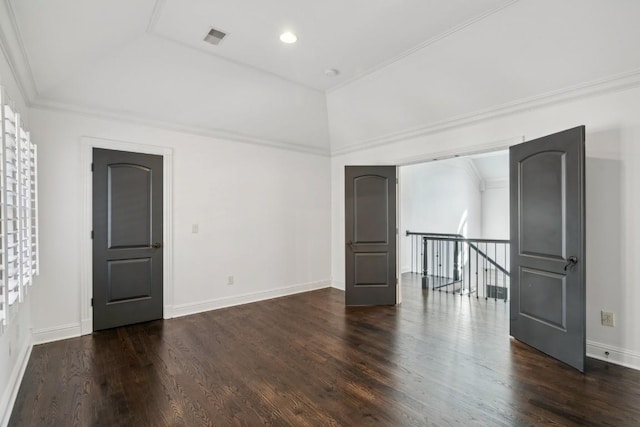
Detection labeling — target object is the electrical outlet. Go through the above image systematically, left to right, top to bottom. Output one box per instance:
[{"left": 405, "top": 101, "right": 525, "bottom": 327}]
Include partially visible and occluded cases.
[
  {"left": 192, "top": 224, "right": 199, "bottom": 234},
  {"left": 227, "top": 275, "right": 234, "bottom": 285},
  {"left": 601, "top": 311, "right": 615, "bottom": 327}
]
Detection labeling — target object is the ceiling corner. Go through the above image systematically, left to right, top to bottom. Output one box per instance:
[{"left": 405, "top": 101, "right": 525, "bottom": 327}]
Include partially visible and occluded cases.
[
  {"left": 0, "top": 0, "right": 39, "bottom": 103},
  {"left": 146, "top": 0, "right": 166, "bottom": 34}
]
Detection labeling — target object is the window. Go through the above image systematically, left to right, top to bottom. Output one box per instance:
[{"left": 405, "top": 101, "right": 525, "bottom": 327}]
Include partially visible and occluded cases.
[{"left": 0, "top": 87, "right": 38, "bottom": 331}]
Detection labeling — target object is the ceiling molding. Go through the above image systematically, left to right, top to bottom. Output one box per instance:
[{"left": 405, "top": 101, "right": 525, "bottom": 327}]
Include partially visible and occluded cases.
[
  {"left": 0, "top": 0, "right": 39, "bottom": 103},
  {"left": 146, "top": 0, "right": 166, "bottom": 33},
  {"left": 326, "top": 0, "right": 521, "bottom": 94},
  {"left": 145, "top": 2, "right": 324, "bottom": 94},
  {"left": 145, "top": 31, "right": 324, "bottom": 95},
  {"left": 331, "top": 67, "right": 640, "bottom": 156},
  {"left": 31, "top": 97, "right": 331, "bottom": 157},
  {"left": 465, "top": 159, "right": 484, "bottom": 189},
  {"left": 484, "top": 178, "right": 508, "bottom": 190}
]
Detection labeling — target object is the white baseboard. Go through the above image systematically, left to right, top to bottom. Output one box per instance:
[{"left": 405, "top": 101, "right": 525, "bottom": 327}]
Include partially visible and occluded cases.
[
  {"left": 172, "top": 280, "right": 331, "bottom": 318},
  {"left": 331, "top": 280, "right": 345, "bottom": 290},
  {"left": 163, "top": 305, "right": 174, "bottom": 320},
  {"left": 80, "top": 318, "right": 92, "bottom": 336},
  {"left": 32, "top": 323, "right": 82, "bottom": 345},
  {"left": 0, "top": 338, "right": 32, "bottom": 427},
  {"left": 587, "top": 340, "right": 640, "bottom": 371}
]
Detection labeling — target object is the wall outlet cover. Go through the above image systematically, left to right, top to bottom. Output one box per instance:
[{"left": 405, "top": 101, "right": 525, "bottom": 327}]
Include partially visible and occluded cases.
[{"left": 601, "top": 311, "right": 615, "bottom": 327}]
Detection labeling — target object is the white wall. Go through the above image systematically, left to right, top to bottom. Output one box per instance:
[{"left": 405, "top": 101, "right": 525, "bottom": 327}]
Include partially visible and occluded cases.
[
  {"left": 327, "top": 0, "right": 640, "bottom": 153},
  {"left": 0, "top": 20, "right": 34, "bottom": 426},
  {"left": 331, "top": 85, "right": 640, "bottom": 370},
  {"left": 29, "top": 107, "right": 331, "bottom": 339},
  {"left": 400, "top": 159, "right": 482, "bottom": 272},
  {"left": 481, "top": 183, "right": 509, "bottom": 240}
]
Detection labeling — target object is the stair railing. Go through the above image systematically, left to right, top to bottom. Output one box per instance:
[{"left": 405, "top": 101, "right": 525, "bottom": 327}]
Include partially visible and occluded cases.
[{"left": 406, "top": 231, "right": 510, "bottom": 301}]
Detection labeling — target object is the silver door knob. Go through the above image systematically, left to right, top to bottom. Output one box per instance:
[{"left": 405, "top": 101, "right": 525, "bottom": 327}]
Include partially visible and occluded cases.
[{"left": 152, "top": 242, "right": 162, "bottom": 249}]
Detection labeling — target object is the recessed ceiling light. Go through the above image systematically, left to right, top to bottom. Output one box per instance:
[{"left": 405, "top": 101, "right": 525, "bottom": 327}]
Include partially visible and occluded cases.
[
  {"left": 280, "top": 32, "right": 298, "bottom": 44},
  {"left": 324, "top": 68, "right": 340, "bottom": 77}
]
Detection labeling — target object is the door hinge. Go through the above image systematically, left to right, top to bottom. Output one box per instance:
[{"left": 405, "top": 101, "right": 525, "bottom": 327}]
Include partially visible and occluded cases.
[
  {"left": 91, "top": 163, "right": 94, "bottom": 172},
  {"left": 91, "top": 230, "right": 94, "bottom": 239},
  {"left": 91, "top": 298, "right": 94, "bottom": 307}
]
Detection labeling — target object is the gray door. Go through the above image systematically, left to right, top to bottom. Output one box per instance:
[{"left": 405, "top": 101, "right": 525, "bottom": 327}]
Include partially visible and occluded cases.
[
  {"left": 509, "top": 126, "right": 586, "bottom": 371},
  {"left": 93, "top": 148, "right": 163, "bottom": 331},
  {"left": 345, "top": 166, "right": 397, "bottom": 306}
]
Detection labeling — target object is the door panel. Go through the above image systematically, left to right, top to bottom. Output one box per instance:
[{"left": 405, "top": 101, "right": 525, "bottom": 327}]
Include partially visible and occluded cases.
[
  {"left": 510, "top": 126, "right": 585, "bottom": 372},
  {"left": 93, "top": 148, "right": 163, "bottom": 331},
  {"left": 520, "top": 152, "right": 566, "bottom": 258},
  {"left": 108, "top": 164, "right": 152, "bottom": 248},
  {"left": 345, "top": 166, "right": 397, "bottom": 306},
  {"left": 107, "top": 258, "right": 152, "bottom": 302}
]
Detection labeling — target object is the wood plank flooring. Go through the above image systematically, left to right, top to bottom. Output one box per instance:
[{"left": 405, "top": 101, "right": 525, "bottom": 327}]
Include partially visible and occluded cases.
[{"left": 10, "top": 274, "right": 640, "bottom": 426}]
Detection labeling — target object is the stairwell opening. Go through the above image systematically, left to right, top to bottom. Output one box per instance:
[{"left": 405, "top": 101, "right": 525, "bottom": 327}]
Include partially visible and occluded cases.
[{"left": 399, "top": 150, "right": 510, "bottom": 301}]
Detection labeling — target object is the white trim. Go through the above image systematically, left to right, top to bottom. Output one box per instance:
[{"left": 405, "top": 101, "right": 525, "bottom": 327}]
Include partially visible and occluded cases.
[
  {"left": 0, "top": 0, "right": 38, "bottom": 104},
  {"left": 146, "top": 0, "right": 166, "bottom": 33},
  {"left": 331, "top": 68, "right": 640, "bottom": 156},
  {"left": 32, "top": 99, "right": 330, "bottom": 157},
  {"left": 80, "top": 136, "right": 174, "bottom": 335},
  {"left": 395, "top": 136, "right": 523, "bottom": 167},
  {"left": 396, "top": 166, "right": 401, "bottom": 305},
  {"left": 484, "top": 178, "right": 508, "bottom": 190},
  {"left": 171, "top": 280, "right": 331, "bottom": 318},
  {"left": 331, "top": 280, "right": 345, "bottom": 291},
  {"left": 31, "top": 323, "right": 81, "bottom": 345},
  {"left": 0, "top": 336, "right": 32, "bottom": 427},
  {"left": 587, "top": 340, "right": 640, "bottom": 372}
]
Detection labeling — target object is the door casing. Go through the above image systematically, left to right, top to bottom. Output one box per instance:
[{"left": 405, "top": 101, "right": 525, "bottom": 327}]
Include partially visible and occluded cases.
[{"left": 80, "top": 137, "right": 173, "bottom": 335}]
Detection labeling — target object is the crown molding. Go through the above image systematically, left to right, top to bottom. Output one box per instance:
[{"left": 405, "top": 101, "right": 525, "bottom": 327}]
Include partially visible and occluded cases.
[
  {"left": 0, "top": 0, "right": 39, "bottom": 103},
  {"left": 147, "top": 0, "right": 166, "bottom": 33},
  {"left": 326, "top": 0, "right": 521, "bottom": 94},
  {"left": 331, "top": 68, "right": 640, "bottom": 156},
  {"left": 31, "top": 98, "right": 331, "bottom": 157},
  {"left": 465, "top": 158, "right": 484, "bottom": 189},
  {"left": 484, "top": 178, "right": 508, "bottom": 190}
]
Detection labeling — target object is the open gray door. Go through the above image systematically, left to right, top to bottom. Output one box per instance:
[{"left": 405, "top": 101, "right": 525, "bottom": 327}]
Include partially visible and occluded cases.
[
  {"left": 510, "top": 126, "right": 586, "bottom": 371},
  {"left": 93, "top": 148, "right": 164, "bottom": 331},
  {"left": 345, "top": 166, "right": 397, "bottom": 306}
]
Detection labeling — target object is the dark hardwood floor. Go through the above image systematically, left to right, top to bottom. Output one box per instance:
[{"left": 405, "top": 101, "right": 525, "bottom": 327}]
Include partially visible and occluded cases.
[{"left": 10, "top": 274, "right": 640, "bottom": 426}]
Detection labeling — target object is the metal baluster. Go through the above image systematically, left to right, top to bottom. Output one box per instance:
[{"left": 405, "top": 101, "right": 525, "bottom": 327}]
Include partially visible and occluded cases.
[
  {"left": 422, "top": 237, "right": 427, "bottom": 277},
  {"left": 445, "top": 240, "right": 449, "bottom": 293},
  {"left": 504, "top": 242, "right": 508, "bottom": 302},
  {"left": 468, "top": 243, "right": 471, "bottom": 297},
  {"left": 484, "top": 243, "right": 488, "bottom": 299},
  {"left": 475, "top": 245, "right": 479, "bottom": 298}
]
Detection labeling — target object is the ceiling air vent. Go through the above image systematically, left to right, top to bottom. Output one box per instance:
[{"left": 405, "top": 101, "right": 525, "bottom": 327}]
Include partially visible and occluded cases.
[{"left": 204, "top": 28, "right": 227, "bottom": 46}]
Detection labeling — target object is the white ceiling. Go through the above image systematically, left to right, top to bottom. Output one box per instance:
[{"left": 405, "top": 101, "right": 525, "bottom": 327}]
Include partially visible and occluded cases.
[
  {"left": 4, "top": 0, "right": 640, "bottom": 152},
  {"left": 149, "top": 0, "right": 513, "bottom": 91},
  {"left": 471, "top": 152, "right": 509, "bottom": 182}
]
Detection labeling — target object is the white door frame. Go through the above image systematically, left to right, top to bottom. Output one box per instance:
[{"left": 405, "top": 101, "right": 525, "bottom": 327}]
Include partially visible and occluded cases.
[
  {"left": 79, "top": 136, "right": 174, "bottom": 335},
  {"left": 394, "top": 136, "right": 522, "bottom": 303}
]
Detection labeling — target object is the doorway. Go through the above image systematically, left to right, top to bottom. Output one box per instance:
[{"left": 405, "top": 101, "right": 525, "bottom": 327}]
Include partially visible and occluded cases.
[
  {"left": 80, "top": 137, "right": 173, "bottom": 335},
  {"left": 401, "top": 150, "right": 510, "bottom": 299}
]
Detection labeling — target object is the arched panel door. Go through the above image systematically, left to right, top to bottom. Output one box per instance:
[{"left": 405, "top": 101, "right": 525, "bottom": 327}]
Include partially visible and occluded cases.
[
  {"left": 510, "top": 126, "right": 586, "bottom": 372},
  {"left": 93, "top": 148, "right": 163, "bottom": 330},
  {"left": 345, "top": 166, "right": 397, "bottom": 306}
]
